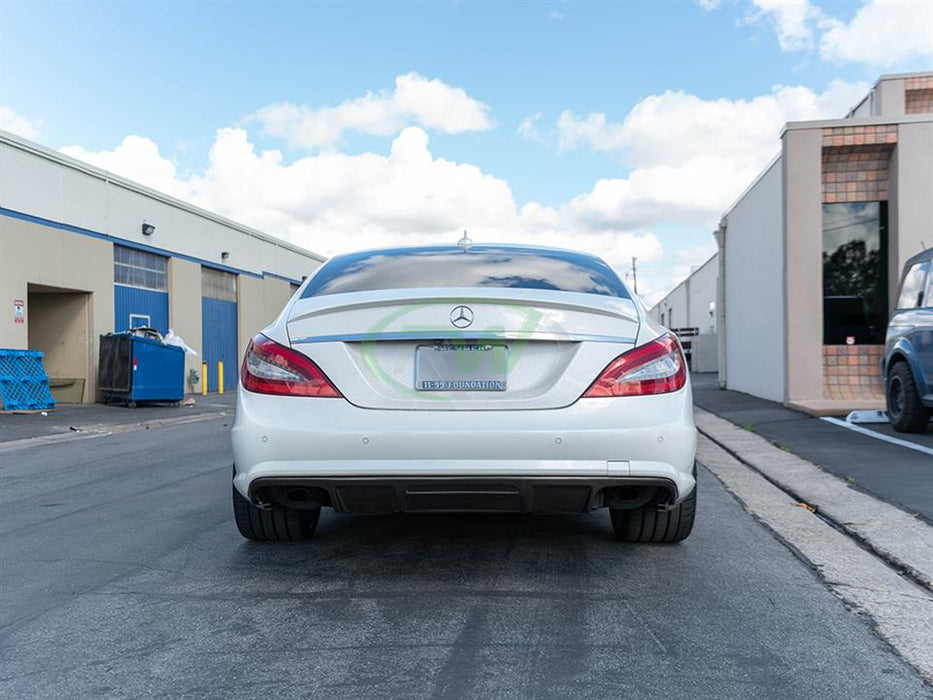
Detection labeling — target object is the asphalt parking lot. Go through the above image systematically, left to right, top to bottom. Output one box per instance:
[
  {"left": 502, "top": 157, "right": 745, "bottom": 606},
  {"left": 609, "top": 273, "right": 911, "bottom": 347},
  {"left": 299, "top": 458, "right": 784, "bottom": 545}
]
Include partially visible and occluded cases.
[{"left": 0, "top": 410, "right": 930, "bottom": 698}]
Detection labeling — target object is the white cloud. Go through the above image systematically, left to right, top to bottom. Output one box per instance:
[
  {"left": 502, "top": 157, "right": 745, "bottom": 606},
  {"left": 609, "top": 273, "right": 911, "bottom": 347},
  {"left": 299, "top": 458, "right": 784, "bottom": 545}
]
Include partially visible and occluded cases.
[
  {"left": 696, "top": 0, "right": 721, "bottom": 9},
  {"left": 735, "top": 0, "right": 933, "bottom": 67},
  {"left": 749, "top": 0, "right": 821, "bottom": 51},
  {"left": 820, "top": 0, "right": 933, "bottom": 67},
  {"left": 253, "top": 73, "right": 493, "bottom": 149},
  {"left": 56, "top": 78, "right": 870, "bottom": 301},
  {"left": 554, "top": 80, "right": 867, "bottom": 229},
  {"left": 0, "top": 106, "right": 42, "bottom": 140},
  {"left": 557, "top": 111, "right": 626, "bottom": 152},
  {"left": 517, "top": 113, "right": 545, "bottom": 143},
  {"left": 56, "top": 126, "right": 663, "bottom": 286},
  {"left": 60, "top": 135, "right": 189, "bottom": 200},
  {"left": 561, "top": 157, "right": 759, "bottom": 232}
]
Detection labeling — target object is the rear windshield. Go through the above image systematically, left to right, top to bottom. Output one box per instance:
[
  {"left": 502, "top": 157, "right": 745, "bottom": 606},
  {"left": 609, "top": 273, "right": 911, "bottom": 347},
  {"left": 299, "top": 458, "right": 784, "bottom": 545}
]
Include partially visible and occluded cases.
[{"left": 301, "top": 246, "right": 631, "bottom": 299}]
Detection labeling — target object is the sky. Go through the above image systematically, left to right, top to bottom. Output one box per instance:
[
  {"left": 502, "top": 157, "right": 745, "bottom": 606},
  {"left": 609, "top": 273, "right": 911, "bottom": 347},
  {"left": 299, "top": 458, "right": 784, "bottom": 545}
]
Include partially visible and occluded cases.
[{"left": 0, "top": 0, "right": 931, "bottom": 304}]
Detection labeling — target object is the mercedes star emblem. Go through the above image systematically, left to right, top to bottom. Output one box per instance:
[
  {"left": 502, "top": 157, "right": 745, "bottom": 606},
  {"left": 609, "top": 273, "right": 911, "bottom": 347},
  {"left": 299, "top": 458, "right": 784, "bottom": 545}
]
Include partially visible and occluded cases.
[{"left": 449, "top": 305, "right": 474, "bottom": 329}]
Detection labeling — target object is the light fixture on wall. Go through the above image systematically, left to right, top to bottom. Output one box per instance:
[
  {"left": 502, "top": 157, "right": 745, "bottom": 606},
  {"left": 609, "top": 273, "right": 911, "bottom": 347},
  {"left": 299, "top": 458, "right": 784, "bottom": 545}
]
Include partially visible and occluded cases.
[
  {"left": 142, "top": 222, "right": 155, "bottom": 236},
  {"left": 221, "top": 251, "right": 230, "bottom": 260}
]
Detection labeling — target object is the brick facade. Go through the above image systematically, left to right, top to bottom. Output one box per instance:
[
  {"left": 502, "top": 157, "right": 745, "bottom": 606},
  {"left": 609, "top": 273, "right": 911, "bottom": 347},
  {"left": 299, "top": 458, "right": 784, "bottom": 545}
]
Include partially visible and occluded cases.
[
  {"left": 905, "top": 76, "right": 933, "bottom": 90},
  {"left": 904, "top": 77, "right": 933, "bottom": 115},
  {"left": 906, "top": 88, "right": 933, "bottom": 115},
  {"left": 821, "top": 124, "right": 897, "bottom": 148},
  {"left": 821, "top": 143, "right": 894, "bottom": 203},
  {"left": 822, "top": 345, "right": 884, "bottom": 400}
]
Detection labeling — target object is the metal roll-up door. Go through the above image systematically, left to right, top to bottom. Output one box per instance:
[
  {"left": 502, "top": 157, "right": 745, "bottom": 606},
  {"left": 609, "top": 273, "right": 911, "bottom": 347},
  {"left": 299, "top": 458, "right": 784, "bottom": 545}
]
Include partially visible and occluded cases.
[{"left": 201, "top": 267, "right": 238, "bottom": 392}]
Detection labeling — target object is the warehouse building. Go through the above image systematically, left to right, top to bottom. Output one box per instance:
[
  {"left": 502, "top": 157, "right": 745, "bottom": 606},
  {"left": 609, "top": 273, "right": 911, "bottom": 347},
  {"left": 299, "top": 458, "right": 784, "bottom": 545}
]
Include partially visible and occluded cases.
[
  {"left": 715, "top": 72, "right": 933, "bottom": 413},
  {"left": 0, "top": 129, "right": 325, "bottom": 403},
  {"left": 648, "top": 253, "right": 718, "bottom": 372}
]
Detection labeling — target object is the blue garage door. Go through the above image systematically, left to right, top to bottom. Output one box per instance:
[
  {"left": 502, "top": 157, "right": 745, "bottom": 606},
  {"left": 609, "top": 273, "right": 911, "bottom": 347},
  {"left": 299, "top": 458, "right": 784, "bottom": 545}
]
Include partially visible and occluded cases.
[
  {"left": 113, "top": 246, "right": 169, "bottom": 334},
  {"left": 201, "top": 267, "right": 238, "bottom": 392}
]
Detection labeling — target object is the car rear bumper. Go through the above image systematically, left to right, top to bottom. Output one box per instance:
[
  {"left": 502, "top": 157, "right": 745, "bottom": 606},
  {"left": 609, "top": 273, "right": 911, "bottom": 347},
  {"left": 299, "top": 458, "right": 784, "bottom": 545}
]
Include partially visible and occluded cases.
[
  {"left": 231, "top": 384, "right": 697, "bottom": 508},
  {"left": 246, "top": 475, "right": 683, "bottom": 514}
]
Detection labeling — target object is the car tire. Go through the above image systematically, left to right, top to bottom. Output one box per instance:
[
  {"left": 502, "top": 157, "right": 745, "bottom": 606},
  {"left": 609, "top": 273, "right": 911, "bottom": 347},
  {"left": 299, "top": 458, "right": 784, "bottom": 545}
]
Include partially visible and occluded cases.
[
  {"left": 886, "top": 362, "right": 930, "bottom": 433},
  {"left": 610, "top": 482, "right": 696, "bottom": 543},
  {"left": 232, "top": 484, "right": 320, "bottom": 541}
]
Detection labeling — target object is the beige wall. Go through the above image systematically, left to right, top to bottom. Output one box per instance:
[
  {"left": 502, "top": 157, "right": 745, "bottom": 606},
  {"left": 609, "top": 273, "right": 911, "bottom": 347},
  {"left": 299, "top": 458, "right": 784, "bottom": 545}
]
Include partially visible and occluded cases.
[
  {"left": 893, "top": 122, "right": 933, "bottom": 272},
  {"left": 782, "top": 128, "right": 824, "bottom": 404},
  {"left": 0, "top": 216, "right": 113, "bottom": 400},
  {"left": 168, "top": 258, "right": 203, "bottom": 392},
  {"left": 236, "top": 275, "right": 265, "bottom": 366},
  {"left": 236, "top": 275, "right": 299, "bottom": 358},
  {"left": 263, "top": 277, "right": 295, "bottom": 327},
  {"left": 27, "top": 291, "right": 91, "bottom": 401}
]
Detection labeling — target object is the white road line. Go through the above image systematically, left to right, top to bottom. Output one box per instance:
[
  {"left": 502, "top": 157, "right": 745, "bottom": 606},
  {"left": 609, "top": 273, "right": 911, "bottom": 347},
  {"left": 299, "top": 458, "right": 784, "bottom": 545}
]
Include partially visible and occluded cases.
[{"left": 821, "top": 416, "right": 933, "bottom": 457}]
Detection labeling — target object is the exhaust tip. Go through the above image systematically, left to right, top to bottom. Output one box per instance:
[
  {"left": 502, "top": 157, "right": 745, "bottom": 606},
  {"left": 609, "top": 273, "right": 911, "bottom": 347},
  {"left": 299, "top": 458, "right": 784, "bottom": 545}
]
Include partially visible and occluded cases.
[{"left": 286, "top": 488, "right": 312, "bottom": 502}]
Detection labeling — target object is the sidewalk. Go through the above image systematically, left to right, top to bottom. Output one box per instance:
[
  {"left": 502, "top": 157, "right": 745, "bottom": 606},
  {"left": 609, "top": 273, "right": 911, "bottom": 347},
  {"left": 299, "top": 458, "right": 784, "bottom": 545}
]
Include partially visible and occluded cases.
[
  {"left": 691, "top": 373, "right": 933, "bottom": 524},
  {"left": 0, "top": 391, "right": 236, "bottom": 445}
]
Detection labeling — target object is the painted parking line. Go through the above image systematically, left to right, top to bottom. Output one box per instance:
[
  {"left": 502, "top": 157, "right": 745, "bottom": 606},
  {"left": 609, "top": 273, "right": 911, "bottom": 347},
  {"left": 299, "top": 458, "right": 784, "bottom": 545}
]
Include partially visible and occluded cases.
[{"left": 821, "top": 416, "right": 933, "bottom": 458}]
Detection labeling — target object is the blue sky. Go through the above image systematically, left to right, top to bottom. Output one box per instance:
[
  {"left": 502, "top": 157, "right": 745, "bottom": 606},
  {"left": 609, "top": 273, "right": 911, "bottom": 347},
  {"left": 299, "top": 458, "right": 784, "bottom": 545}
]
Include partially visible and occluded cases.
[{"left": 1, "top": 0, "right": 931, "bottom": 302}]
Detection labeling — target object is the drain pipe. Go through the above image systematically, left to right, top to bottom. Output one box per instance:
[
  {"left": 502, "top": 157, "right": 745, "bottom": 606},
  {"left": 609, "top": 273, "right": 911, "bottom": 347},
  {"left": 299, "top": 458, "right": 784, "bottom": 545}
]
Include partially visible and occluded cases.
[{"left": 714, "top": 221, "right": 727, "bottom": 389}]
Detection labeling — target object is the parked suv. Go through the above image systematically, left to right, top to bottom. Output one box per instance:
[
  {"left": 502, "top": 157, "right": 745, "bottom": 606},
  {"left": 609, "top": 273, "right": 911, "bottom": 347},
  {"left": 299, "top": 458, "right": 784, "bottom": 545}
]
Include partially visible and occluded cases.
[{"left": 884, "top": 249, "right": 933, "bottom": 432}]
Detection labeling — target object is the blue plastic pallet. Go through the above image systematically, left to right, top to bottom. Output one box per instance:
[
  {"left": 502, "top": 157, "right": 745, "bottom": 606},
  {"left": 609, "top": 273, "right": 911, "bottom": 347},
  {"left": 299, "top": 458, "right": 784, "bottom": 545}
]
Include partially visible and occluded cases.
[{"left": 0, "top": 349, "right": 57, "bottom": 411}]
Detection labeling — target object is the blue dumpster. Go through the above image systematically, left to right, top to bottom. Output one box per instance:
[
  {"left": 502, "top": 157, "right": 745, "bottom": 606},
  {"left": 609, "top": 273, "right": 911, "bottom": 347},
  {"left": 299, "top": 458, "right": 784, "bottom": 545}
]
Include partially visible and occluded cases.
[{"left": 98, "top": 332, "right": 185, "bottom": 406}]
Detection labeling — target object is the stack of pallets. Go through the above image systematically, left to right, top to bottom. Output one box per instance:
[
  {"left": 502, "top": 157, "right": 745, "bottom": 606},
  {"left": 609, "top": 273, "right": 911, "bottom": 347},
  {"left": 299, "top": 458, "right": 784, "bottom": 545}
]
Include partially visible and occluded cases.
[{"left": 0, "top": 349, "right": 57, "bottom": 412}]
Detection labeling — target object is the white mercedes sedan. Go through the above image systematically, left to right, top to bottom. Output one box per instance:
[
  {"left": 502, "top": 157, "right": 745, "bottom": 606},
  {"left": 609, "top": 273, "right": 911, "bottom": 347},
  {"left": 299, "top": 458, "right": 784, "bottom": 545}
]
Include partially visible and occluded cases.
[{"left": 231, "top": 244, "right": 697, "bottom": 543}]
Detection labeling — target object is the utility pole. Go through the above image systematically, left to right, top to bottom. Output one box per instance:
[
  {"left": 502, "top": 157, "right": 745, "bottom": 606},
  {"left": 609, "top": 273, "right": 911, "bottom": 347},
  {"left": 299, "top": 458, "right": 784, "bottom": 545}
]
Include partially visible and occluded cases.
[{"left": 630, "top": 257, "right": 638, "bottom": 294}]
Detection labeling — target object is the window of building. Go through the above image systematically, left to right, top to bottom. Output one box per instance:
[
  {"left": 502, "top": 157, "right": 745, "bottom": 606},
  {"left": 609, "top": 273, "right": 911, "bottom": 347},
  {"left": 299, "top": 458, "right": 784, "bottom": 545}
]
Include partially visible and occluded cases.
[
  {"left": 822, "top": 202, "right": 888, "bottom": 344},
  {"left": 114, "top": 245, "right": 168, "bottom": 291},
  {"left": 897, "top": 262, "right": 928, "bottom": 309},
  {"left": 202, "top": 267, "right": 237, "bottom": 301}
]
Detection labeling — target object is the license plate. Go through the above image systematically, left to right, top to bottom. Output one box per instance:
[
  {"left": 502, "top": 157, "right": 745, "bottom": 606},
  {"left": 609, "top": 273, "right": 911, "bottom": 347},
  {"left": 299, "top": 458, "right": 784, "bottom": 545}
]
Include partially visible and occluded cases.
[{"left": 415, "top": 344, "right": 508, "bottom": 391}]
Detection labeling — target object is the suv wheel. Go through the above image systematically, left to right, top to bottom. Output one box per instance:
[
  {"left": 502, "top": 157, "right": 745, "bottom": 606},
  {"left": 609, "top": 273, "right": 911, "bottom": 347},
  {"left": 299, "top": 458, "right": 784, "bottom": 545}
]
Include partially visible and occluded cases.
[
  {"left": 887, "top": 362, "right": 930, "bottom": 433},
  {"left": 610, "top": 482, "right": 696, "bottom": 543},
  {"left": 232, "top": 484, "right": 320, "bottom": 541}
]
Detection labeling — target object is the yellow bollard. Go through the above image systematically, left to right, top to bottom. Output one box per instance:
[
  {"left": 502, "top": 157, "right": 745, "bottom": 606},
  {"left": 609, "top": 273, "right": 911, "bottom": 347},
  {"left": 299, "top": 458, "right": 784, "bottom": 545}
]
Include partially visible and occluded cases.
[
  {"left": 218, "top": 361, "right": 224, "bottom": 395},
  {"left": 202, "top": 362, "right": 207, "bottom": 396}
]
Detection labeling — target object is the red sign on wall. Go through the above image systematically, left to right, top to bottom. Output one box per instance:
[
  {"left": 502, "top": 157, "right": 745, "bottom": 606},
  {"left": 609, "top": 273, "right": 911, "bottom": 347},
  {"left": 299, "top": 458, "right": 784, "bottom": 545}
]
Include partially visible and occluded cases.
[{"left": 13, "top": 299, "right": 24, "bottom": 324}]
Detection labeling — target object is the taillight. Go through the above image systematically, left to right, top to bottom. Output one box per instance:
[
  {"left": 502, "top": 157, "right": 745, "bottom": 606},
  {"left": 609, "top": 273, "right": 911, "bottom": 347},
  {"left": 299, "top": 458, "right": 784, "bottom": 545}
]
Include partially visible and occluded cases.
[
  {"left": 583, "top": 332, "right": 686, "bottom": 398},
  {"left": 241, "top": 334, "right": 342, "bottom": 398}
]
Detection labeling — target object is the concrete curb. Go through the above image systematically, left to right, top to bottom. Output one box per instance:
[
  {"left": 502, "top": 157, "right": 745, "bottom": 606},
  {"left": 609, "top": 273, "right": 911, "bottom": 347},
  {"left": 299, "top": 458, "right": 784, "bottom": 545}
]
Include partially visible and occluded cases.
[
  {"left": 695, "top": 407, "right": 933, "bottom": 591},
  {"left": 0, "top": 411, "right": 229, "bottom": 454},
  {"left": 697, "top": 435, "right": 933, "bottom": 684}
]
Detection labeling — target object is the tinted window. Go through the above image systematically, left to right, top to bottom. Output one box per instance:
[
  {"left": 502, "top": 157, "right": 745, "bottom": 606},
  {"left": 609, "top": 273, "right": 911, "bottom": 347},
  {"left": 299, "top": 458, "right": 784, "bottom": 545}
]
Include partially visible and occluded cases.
[
  {"left": 822, "top": 202, "right": 888, "bottom": 344},
  {"left": 301, "top": 246, "right": 630, "bottom": 298},
  {"left": 897, "top": 262, "right": 928, "bottom": 309}
]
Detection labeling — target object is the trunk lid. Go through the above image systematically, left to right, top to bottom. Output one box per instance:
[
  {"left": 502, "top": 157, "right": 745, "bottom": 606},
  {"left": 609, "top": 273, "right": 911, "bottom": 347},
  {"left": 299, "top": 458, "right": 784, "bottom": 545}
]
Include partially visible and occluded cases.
[{"left": 286, "top": 288, "right": 640, "bottom": 410}]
